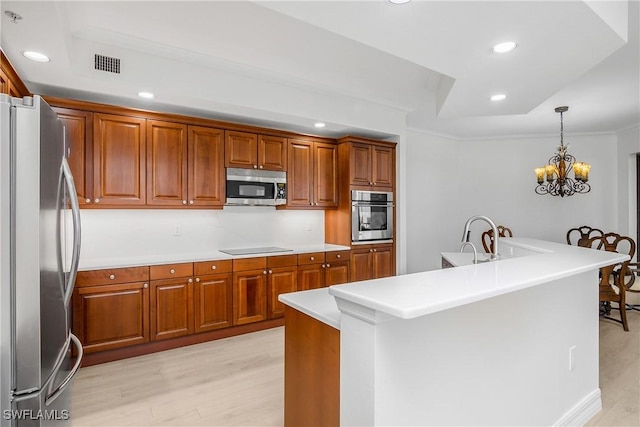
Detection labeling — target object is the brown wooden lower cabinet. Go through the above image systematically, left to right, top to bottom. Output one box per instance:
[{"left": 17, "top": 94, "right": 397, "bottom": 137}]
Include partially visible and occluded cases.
[
  {"left": 350, "top": 244, "right": 394, "bottom": 282},
  {"left": 233, "top": 260, "right": 268, "bottom": 325},
  {"left": 267, "top": 266, "right": 297, "bottom": 319},
  {"left": 194, "top": 272, "right": 233, "bottom": 333},
  {"left": 150, "top": 277, "right": 194, "bottom": 341},
  {"left": 284, "top": 306, "right": 339, "bottom": 427}
]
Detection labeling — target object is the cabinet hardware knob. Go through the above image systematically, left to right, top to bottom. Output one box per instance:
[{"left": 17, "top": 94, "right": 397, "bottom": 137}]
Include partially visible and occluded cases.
[
  {"left": 254, "top": 165, "right": 258, "bottom": 169},
  {"left": 259, "top": 165, "right": 264, "bottom": 169},
  {"left": 373, "top": 182, "right": 376, "bottom": 185},
  {"left": 85, "top": 198, "right": 91, "bottom": 203},
  {"left": 94, "top": 198, "right": 100, "bottom": 203},
  {"left": 182, "top": 200, "right": 187, "bottom": 205},
  {"left": 189, "top": 200, "right": 194, "bottom": 205},
  {"left": 369, "top": 249, "right": 374, "bottom": 252},
  {"left": 373, "top": 249, "right": 377, "bottom": 252},
  {"left": 336, "top": 254, "right": 341, "bottom": 259},
  {"left": 310, "top": 256, "right": 315, "bottom": 261},
  {"left": 326, "top": 263, "right": 330, "bottom": 268},
  {"left": 322, "top": 264, "right": 325, "bottom": 268},
  {"left": 211, "top": 265, "right": 217, "bottom": 270},
  {"left": 170, "top": 269, "right": 175, "bottom": 274},
  {"left": 263, "top": 270, "right": 267, "bottom": 275},
  {"left": 268, "top": 270, "right": 272, "bottom": 274},
  {"left": 109, "top": 274, "right": 115, "bottom": 280},
  {"left": 195, "top": 277, "right": 200, "bottom": 283},
  {"left": 188, "top": 278, "right": 193, "bottom": 283},
  {"left": 143, "top": 283, "right": 148, "bottom": 289}
]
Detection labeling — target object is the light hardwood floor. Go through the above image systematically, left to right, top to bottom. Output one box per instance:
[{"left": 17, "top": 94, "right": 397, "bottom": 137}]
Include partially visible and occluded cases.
[{"left": 71, "top": 310, "right": 640, "bottom": 426}]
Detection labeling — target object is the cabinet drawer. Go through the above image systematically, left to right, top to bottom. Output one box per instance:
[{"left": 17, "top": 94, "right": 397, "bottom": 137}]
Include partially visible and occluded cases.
[
  {"left": 326, "top": 251, "right": 350, "bottom": 263},
  {"left": 298, "top": 252, "right": 325, "bottom": 265},
  {"left": 268, "top": 254, "right": 298, "bottom": 268},
  {"left": 233, "top": 257, "right": 267, "bottom": 272},
  {"left": 194, "top": 260, "right": 232, "bottom": 276},
  {"left": 150, "top": 263, "right": 193, "bottom": 280},
  {"left": 76, "top": 266, "right": 149, "bottom": 287}
]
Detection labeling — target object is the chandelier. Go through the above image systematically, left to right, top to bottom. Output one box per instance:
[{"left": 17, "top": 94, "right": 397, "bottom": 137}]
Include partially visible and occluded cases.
[{"left": 534, "top": 106, "right": 591, "bottom": 197}]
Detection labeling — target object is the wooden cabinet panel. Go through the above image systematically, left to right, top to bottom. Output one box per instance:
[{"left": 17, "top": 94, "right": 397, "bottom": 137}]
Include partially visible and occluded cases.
[
  {"left": 0, "top": 52, "right": 29, "bottom": 97},
  {"left": 0, "top": 69, "right": 8, "bottom": 95},
  {"left": 53, "top": 108, "right": 93, "bottom": 205},
  {"left": 93, "top": 113, "right": 146, "bottom": 205},
  {"left": 147, "top": 120, "right": 188, "bottom": 206},
  {"left": 188, "top": 125, "right": 225, "bottom": 206},
  {"left": 225, "top": 130, "right": 258, "bottom": 169},
  {"left": 259, "top": 135, "right": 287, "bottom": 171},
  {"left": 287, "top": 139, "right": 313, "bottom": 207},
  {"left": 314, "top": 142, "right": 338, "bottom": 207},
  {"left": 350, "top": 143, "right": 373, "bottom": 187},
  {"left": 372, "top": 145, "right": 394, "bottom": 189},
  {"left": 350, "top": 244, "right": 393, "bottom": 282},
  {"left": 372, "top": 245, "right": 394, "bottom": 279},
  {"left": 350, "top": 248, "right": 373, "bottom": 282},
  {"left": 326, "top": 251, "right": 350, "bottom": 263},
  {"left": 298, "top": 252, "right": 325, "bottom": 265},
  {"left": 268, "top": 254, "right": 298, "bottom": 268},
  {"left": 233, "top": 257, "right": 267, "bottom": 272},
  {"left": 194, "top": 259, "right": 232, "bottom": 275},
  {"left": 325, "top": 261, "right": 350, "bottom": 286},
  {"left": 149, "top": 262, "right": 193, "bottom": 280},
  {"left": 298, "top": 264, "right": 324, "bottom": 291},
  {"left": 76, "top": 266, "right": 149, "bottom": 287},
  {"left": 267, "top": 266, "right": 297, "bottom": 319},
  {"left": 233, "top": 269, "right": 267, "bottom": 325},
  {"left": 194, "top": 273, "right": 233, "bottom": 332},
  {"left": 150, "top": 277, "right": 194, "bottom": 341},
  {"left": 73, "top": 282, "right": 149, "bottom": 353}
]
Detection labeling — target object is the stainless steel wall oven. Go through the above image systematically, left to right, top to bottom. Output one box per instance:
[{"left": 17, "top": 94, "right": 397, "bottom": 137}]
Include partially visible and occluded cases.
[{"left": 351, "top": 190, "right": 394, "bottom": 243}]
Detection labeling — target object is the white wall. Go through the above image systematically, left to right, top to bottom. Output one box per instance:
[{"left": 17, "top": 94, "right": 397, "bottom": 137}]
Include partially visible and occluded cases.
[
  {"left": 616, "top": 125, "right": 640, "bottom": 241},
  {"left": 404, "top": 129, "right": 618, "bottom": 273},
  {"left": 77, "top": 207, "right": 325, "bottom": 266}
]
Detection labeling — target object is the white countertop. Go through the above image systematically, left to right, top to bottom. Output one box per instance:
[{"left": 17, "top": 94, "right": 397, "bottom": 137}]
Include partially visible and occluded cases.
[
  {"left": 329, "top": 237, "right": 627, "bottom": 320},
  {"left": 78, "top": 243, "right": 351, "bottom": 270},
  {"left": 279, "top": 288, "right": 340, "bottom": 330}
]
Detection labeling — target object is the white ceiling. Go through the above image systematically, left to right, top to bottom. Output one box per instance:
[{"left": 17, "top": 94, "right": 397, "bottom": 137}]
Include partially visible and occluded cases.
[{"left": 1, "top": 0, "right": 638, "bottom": 140}]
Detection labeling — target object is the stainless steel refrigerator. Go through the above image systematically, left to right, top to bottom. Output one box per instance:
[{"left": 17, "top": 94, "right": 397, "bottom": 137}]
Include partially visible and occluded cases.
[{"left": 0, "top": 94, "right": 82, "bottom": 426}]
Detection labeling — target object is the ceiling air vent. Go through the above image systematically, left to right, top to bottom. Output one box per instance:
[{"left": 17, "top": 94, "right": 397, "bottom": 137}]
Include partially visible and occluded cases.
[{"left": 94, "top": 54, "right": 120, "bottom": 74}]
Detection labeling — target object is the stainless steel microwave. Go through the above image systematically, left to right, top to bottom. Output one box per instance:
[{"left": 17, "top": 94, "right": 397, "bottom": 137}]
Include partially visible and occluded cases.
[{"left": 226, "top": 168, "right": 287, "bottom": 206}]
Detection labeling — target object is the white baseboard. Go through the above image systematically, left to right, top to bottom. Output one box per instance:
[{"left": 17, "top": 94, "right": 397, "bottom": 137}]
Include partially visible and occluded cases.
[{"left": 554, "top": 389, "right": 602, "bottom": 426}]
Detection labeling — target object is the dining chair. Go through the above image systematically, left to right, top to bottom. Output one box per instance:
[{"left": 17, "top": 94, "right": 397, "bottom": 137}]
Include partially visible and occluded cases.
[
  {"left": 481, "top": 225, "right": 513, "bottom": 254},
  {"left": 566, "top": 225, "right": 604, "bottom": 247},
  {"left": 583, "top": 232, "right": 635, "bottom": 331}
]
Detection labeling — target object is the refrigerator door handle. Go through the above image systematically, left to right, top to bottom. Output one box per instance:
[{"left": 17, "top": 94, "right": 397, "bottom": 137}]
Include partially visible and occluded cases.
[
  {"left": 61, "top": 157, "right": 81, "bottom": 307},
  {"left": 44, "top": 333, "right": 83, "bottom": 406}
]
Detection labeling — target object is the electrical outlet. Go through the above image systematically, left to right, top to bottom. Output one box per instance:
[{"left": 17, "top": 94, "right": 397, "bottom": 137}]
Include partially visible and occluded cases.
[
  {"left": 174, "top": 224, "right": 181, "bottom": 236},
  {"left": 569, "top": 345, "right": 576, "bottom": 371}
]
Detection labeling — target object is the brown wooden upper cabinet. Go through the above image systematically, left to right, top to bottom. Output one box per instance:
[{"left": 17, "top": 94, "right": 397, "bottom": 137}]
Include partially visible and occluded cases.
[
  {"left": 0, "top": 51, "right": 29, "bottom": 97},
  {"left": 53, "top": 107, "right": 94, "bottom": 206},
  {"left": 93, "top": 113, "right": 147, "bottom": 206},
  {"left": 146, "top": 121, "right": 225, "bottom": 207},
  {"left": 225, "top": 130, "right": 287, "bottom": 171},
  {"left": 287, "top": 139, "right": 338, "bottom": 209},
  {"left": 347, "top": 141, "right": 394, "bottom": 190}
]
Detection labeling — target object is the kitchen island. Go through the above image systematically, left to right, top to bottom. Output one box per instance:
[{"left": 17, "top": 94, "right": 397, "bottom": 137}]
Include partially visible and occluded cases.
[{"left": 279, "top": 237, "right": 628, "bottom": 426}]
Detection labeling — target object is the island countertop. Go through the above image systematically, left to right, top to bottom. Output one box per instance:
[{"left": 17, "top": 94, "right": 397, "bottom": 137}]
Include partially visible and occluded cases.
[{"left": 328, "top": 237, "right": 627, "bottom": 320}]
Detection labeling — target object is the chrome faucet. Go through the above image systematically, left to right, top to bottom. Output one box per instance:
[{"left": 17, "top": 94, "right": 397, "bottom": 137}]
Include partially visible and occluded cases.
[
  {"left": 461, "top": 215, "right": 499, "bottom": 261},
  {"left": 459, "top": 241, "right": 479, "bottom": 264}
]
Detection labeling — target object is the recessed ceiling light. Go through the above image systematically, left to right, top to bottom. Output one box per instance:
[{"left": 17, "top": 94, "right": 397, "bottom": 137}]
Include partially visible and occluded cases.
[
  {"left": 388, "top": 0, "right": 411, "bottom": 4},
  {"left": 492, "top": 41, "right": 517, "bottom": 53},
  {"left": 22, "top": 51, "right": 50, "bottom": 63},
  {"left": 138, "top": 91, "right": 154, "bottom": 99},
  {"left": 491, "top": 94, "right": 507, "bottom": 101},
  {"left": 314, "top": 122, "right": 326, "bottom": 128}
]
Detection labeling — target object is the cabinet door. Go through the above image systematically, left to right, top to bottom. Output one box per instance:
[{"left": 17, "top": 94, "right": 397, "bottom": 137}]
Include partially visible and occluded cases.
[
  {"left": 0, "top": 69, "right": 8, "bottom": 94},
  {"left": 54, "top": 108, "right": 93, "bottom": 205},
  {"left": 93, "top": 113, "right": 146, "bottom": 205},
  {"left": 147, "top": 120, "right": 188, "bottom": 206},
  {"left": 188, "top": 126, "right": 225, "bottom": 206},
  {"left": 225, "top": 130, "right": 258, "bottom": 169},
  {"left": 259, "top": 135, "right": 287, "bottom": 171},
  {"left": 287, "top": 139, "right": 314, "bottom": 207},
  {"left": 314, "top": 142, "right": 338, "bottom": 207},
  {"left": 350, "top": 143, "right": 373, "bottom": 187},
  {"left": 372, "top": 145, "right": 394, "bottom": 189},
  {"left": 372, "top": 245, "right": 394, "bottom": 279},
  {"left": 350, "top": 248, "right": 373, "bottom": 282},
  {"left": 325, "top": 261, "right": 350, "bottom": 286},
  {"left": 298, "top": 264, "right": 324, "bottom": 291},
  {"left": 267, "top": 266, "right": 297, "bottom": 319},
  {"left": 233, "top": 269, "right": 267, "bottom": 325},
  {"left": 194, "top": 273, "right": 232, "bottom": 333},
  {"left": 150, "top": 277, "right": 194, "bottom": 340},
  {"left": 73, "top": 282, "right": 149, "bottom": 353}
]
